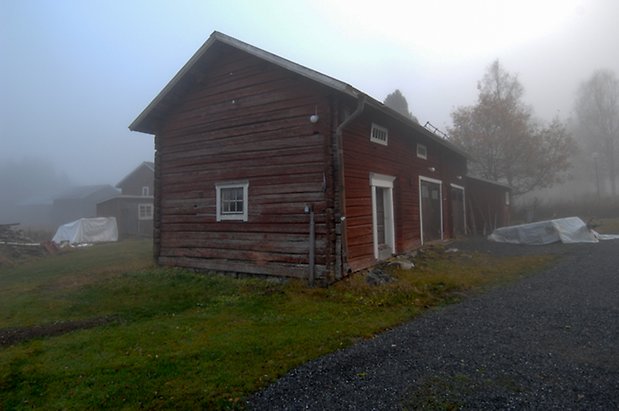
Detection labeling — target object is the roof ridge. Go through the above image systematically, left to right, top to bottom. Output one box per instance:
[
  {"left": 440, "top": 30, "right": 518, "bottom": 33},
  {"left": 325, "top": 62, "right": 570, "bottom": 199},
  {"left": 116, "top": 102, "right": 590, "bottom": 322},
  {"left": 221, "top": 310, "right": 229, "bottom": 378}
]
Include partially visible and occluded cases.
[{"left": 129, "top": 31, "right": 466, "bottom": 157}]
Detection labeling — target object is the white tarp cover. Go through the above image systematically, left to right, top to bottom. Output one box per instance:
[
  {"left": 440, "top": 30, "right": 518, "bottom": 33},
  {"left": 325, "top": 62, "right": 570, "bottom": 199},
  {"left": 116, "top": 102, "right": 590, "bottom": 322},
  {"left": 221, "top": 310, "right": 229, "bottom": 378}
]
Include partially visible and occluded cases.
[
  {"left": 52, "top": 217, "right": 118, "bottom": 244},
  {"left": 488, "top": 217, "right": 598, "bottom": 245}
]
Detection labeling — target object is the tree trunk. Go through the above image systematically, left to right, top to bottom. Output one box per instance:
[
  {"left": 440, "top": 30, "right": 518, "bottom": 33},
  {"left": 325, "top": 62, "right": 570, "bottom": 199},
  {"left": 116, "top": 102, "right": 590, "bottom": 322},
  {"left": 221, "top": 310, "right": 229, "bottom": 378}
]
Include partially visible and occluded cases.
[{"left": 606, "top": 137, "right": 616, "bottom": 197}]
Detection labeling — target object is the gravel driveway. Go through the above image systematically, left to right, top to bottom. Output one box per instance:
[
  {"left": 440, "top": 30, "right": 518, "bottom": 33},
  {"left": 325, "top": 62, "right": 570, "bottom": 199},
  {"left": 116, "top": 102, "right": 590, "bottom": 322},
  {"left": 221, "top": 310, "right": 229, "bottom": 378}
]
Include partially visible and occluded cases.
[{"left": 247, "top": 239, "right": 619, "bottom": 410}]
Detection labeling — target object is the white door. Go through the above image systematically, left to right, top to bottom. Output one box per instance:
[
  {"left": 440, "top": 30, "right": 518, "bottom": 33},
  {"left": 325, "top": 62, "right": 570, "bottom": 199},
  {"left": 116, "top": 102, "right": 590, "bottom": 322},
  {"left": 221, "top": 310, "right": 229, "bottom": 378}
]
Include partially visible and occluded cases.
[{"left": 370, "top": 173, "right": 395, "bottom": 260}]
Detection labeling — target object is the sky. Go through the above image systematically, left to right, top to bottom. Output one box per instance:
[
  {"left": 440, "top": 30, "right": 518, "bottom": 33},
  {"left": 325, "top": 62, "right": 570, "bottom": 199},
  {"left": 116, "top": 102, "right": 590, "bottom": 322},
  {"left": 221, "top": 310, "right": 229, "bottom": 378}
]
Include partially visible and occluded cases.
[{"left": 2, "top": 0, "right": 619, "bottom": 186}]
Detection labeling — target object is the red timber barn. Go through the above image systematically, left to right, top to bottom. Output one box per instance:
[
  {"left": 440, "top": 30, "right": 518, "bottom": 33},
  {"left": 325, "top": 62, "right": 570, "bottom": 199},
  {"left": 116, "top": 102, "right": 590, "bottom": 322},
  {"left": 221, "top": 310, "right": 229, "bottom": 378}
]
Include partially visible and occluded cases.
[{"left": 130, "top": 31, "right": 472, "bottom": 284}]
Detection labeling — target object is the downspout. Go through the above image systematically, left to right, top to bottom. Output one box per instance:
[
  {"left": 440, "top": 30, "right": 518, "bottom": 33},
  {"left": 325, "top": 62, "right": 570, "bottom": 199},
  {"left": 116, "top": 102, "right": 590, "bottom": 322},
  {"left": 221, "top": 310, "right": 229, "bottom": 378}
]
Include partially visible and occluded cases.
[
  {"left": 333, "top": 94, "right": 367, "bottom": 279},
  {"left": 153, "top": 134, "right": 162, "bottom": 264},
  {"left": 306, "top": 204, "right": 315, "bottom": 286}
]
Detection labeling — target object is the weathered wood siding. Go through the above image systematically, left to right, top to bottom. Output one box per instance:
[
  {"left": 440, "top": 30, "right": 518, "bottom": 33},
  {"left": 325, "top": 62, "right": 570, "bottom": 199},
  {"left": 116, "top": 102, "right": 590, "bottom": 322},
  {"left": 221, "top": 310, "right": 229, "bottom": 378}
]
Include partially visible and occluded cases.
[
  {"left": 154, "top": 46, "right": 335, "bottom": 280},
  {"left": 341, "top": 109, "right": 467, "bottom": 271},
  {"left": 118, "top": 165, "right": 154, "bottom": 196},
  {"left": 466, "top": 177, "right": 511, "bottom": 235},
  {"left": 97, "top": 196, "right": 154, "bottom": 238}
]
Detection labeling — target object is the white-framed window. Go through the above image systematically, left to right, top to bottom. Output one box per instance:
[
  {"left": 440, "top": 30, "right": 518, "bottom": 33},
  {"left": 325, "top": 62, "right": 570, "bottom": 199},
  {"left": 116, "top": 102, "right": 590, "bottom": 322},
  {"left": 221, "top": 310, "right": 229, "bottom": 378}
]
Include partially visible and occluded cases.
[
  {"left": 370, "top": 123, "right": 388, "bottom": 146},
  {"left": 417, "top": 143, "right": 427, "bottom": 159},
  {"left": 216, "top": 181, "right": 249, "bottom": 222},
  {"left": 142, "top": 186, "right": 149, "bottom": 196},
  {"left": 138, "top": 203, "right": 153, "bottom": 220}
]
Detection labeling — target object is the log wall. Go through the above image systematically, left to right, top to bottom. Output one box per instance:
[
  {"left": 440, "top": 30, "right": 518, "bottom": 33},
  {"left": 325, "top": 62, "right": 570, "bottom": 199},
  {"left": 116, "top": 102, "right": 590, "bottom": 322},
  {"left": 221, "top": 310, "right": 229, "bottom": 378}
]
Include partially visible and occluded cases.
[
  {"left": 148, "top": 42, "right": 472, "bottom": 279},
  {"left": 154, "top": 46, "right": 335, "bottom": 280}
]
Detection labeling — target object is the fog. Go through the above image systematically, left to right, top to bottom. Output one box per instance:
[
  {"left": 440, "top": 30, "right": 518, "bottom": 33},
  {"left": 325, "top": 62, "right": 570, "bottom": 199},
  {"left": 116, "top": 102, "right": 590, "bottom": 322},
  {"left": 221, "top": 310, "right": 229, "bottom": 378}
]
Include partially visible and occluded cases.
[{"left": 2, "top": 0, "right": 619, "bottom": 224}]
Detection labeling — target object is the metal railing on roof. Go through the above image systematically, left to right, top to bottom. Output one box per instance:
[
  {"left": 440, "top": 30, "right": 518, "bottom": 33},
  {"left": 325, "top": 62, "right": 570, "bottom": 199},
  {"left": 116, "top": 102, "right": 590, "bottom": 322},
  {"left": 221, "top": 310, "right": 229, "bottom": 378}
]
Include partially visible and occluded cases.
[{"left": 423, "top": 121, "right": 449, "bottom": 139}]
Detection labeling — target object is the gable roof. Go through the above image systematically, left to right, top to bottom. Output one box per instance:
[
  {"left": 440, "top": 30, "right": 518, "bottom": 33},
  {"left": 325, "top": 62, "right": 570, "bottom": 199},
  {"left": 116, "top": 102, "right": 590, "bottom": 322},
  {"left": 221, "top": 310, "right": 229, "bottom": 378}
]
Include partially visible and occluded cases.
[
  {"left": 129, "top": 31, "right": 466, "bottom": 158},
  {"left": 116, "top": 161, "right": 154, "bottom": 188},
  {"left": 466, "top": 175, "right": 512, "bottom": 191},
  {"left": 54, "top": 185, "right": 119, "bottom": 201}
]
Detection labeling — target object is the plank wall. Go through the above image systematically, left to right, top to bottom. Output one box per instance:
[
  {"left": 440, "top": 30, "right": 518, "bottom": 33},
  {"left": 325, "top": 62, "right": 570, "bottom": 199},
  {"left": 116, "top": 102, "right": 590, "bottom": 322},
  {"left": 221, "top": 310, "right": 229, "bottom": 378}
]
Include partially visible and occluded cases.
[
  {"left": 342, "top": 110, "right": 467, "bottom": 271},
  {"left": 466, "top": 178, "right": 511, "bottom": 235}
]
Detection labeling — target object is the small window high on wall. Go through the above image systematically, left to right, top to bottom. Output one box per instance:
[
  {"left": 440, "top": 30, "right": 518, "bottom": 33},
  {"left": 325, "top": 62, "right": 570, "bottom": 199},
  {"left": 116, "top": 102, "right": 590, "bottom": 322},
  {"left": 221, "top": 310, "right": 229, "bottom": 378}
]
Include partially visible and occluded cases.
[
  {"left": 370, "top": 123, "right": 388, "bottom": 146},
  {"left": 417, "top": 144, "right": 427, "bottom": 159}
]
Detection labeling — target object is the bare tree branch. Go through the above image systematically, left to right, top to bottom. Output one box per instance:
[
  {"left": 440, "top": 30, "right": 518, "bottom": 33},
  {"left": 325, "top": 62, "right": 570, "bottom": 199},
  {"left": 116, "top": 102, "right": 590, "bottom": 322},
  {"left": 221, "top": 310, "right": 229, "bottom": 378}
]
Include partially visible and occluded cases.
[{"left": 448, "top": 60, "right": 576, "bottom": 197}]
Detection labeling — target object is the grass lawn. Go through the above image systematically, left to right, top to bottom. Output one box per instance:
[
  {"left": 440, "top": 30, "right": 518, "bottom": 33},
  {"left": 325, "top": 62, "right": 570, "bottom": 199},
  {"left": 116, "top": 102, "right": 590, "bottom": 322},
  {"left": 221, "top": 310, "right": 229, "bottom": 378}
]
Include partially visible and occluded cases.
[
  {"left": 593, "top": 217, "right": 619, "bottom": 234},
  {"left": 0, "top": 240, "right": 554, "bottom": 409}
]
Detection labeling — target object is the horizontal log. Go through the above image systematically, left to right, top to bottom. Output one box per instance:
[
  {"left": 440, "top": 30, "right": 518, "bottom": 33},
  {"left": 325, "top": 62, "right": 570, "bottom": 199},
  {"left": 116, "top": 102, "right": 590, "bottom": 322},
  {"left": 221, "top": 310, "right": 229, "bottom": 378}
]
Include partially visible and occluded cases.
[
  {"left": 163, "top": 97, "right": 323, "bottom": 137},
  {"left": 162, "top": 112, "right": 328, "bottom": 148},
  {"left": 163, "top": 132, "right": 324, "bottom": 162},
  {"left": 163, "top": 135, "right": 324, "bottom": 165},
  {"left": 171, "top": 171, "right": 321, "bottom": 187},
  {"left": 158, "top": 181, "right": 323, "bottom": 199},
  {"left": 159, "top": 201, "right": 329, "bottom": 217},
  {"left": 160, "top": 222, "right": 327, "bottom": 234},
  {"left": 161, "top": 229, "right": 320, "bottom": 241},
  {"left": 161, "top": 231, "right": 326, "bottom": 248},
  {"left": 160, "top": 246, "right": 325, "bottom": 265},
  {"left": 164, "top": 249, "right": 327, "bottom": 267},
  {"left": 158, "top": 256, "right": 327, "bottom": 279}
]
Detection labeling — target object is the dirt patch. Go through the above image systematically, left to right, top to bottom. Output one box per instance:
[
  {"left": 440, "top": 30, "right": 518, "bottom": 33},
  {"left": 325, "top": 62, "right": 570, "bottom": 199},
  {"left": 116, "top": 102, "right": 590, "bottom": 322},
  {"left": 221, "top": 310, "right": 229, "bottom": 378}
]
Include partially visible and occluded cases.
[{"left": 0, "top": 316, "right": 118, "bottom": 347}]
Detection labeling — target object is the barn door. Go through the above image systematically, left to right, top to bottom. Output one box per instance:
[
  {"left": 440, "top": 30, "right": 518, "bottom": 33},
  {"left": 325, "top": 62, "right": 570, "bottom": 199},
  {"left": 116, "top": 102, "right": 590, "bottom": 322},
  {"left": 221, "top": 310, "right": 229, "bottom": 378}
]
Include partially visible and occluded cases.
[
  {"left": 370, "top": 173, "right": 395, "bottom": 260},
  {"left": 420, "top": 177, "right": 443, "bottom": 243},
  {"left": 450, "top": 184, "right": 466, "bottom": 236},
  {"left": 376, "top": 187, "right": 386, "bottom": 246}
]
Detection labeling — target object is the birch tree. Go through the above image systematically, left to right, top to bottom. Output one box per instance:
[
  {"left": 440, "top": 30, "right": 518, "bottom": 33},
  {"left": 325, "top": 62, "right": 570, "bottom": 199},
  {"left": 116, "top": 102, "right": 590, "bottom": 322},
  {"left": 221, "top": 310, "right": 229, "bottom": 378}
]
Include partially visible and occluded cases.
[
  {"left": 448, "top": 60, "right": 575, "bottom": 196},
  {"left": 574, "top": 70, "right": 619, "bottom": 197}
]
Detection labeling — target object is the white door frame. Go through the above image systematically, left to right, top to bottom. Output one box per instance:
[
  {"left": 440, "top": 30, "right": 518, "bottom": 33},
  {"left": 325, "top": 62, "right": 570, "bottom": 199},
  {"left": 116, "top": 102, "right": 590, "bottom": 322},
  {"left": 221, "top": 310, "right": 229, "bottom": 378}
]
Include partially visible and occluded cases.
[
  {"left": 370, "top": 173, "right": 396, "bottom": 259},
  {"left": 419, "top": 176, "right": 443, "bottom": 244},
  {"left": 450, "top": 183, "right": 466, "bottom": 235}
]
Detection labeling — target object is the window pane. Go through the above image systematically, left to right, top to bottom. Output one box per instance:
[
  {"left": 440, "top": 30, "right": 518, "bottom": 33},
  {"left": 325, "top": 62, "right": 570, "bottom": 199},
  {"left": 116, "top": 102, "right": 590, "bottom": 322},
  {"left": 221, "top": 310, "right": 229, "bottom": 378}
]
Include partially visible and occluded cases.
[
  {"left": 221, "top": 187, "right": 244, "bottom": 214},
  {"left": 138, "top": 204, "right": 153, "bottom": 220}
]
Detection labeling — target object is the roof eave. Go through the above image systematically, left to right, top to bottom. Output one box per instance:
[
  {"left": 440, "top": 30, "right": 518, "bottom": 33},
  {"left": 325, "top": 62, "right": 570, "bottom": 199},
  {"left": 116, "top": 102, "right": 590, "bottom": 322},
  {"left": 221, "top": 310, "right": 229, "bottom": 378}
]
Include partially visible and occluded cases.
[
  {"left": 129, "top": 31, "right": 467, "bottom": 161},
  {"left": 129, "top": 34, "right": 222, "bottom": 134},
  {"left": 364, "top": 97, "right": 469, "bottom": 159},
  {"left": 466, "top": 175, "right": 512, "bottom": 190}
]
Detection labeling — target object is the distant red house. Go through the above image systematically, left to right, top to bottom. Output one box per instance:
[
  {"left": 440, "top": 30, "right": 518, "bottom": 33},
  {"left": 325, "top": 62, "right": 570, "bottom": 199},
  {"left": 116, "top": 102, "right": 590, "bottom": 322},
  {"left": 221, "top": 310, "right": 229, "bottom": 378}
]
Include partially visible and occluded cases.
[
  {"left": 130, "top": 32, "right": 508, "bottom": 283},
  {"left": 96, "top": 162, "right": 154, "bottom": 238}
]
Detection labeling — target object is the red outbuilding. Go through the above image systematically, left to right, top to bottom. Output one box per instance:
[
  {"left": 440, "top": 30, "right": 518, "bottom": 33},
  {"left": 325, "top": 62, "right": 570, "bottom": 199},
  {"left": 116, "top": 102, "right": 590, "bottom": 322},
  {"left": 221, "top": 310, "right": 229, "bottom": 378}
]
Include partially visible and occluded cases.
[{"left": 130, "top": 32, "right": 508, "bottom": 284}]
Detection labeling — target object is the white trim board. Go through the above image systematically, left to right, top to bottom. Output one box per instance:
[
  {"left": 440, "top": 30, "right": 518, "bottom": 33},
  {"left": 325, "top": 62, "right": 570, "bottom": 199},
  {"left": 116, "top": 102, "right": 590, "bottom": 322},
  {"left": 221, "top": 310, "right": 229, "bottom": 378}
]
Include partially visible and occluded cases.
[{"left": 370, "top": 173, "right": 396, "bottom": 259}]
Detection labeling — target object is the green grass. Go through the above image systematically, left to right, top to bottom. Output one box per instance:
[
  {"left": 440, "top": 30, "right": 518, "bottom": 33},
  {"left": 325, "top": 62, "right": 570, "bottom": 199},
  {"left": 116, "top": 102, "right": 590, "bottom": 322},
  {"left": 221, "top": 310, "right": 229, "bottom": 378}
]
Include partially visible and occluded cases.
[
  {"left": 593, "top": 216, "right": 619, "bottom": 234},
  {"left": 0, "top": 240, "right": 555, "bottom": 409}
]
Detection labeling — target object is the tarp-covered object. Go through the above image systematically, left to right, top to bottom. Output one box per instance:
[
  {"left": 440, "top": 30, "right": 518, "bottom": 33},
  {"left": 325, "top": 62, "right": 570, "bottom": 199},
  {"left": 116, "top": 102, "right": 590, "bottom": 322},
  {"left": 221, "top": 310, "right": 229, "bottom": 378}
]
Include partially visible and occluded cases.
[
  {"left": 52, "top": 217, "right": 118, "bottom": 244},
  {"left": 488, "top": 217, "right": 598, "bottom": 245}
]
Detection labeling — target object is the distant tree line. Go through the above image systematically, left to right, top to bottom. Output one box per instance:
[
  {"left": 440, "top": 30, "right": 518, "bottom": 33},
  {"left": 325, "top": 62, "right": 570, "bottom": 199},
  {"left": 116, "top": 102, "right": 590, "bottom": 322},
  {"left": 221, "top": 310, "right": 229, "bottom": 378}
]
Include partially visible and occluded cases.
[
  {"left": 383, "top": 64, "right": 619, "bottom": 201},
  {"left": 573, "top": 70, "right": 619, "bottom": 198},
  {"left": 0, "top": 158, "right": 71, "bottom": 223}
]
